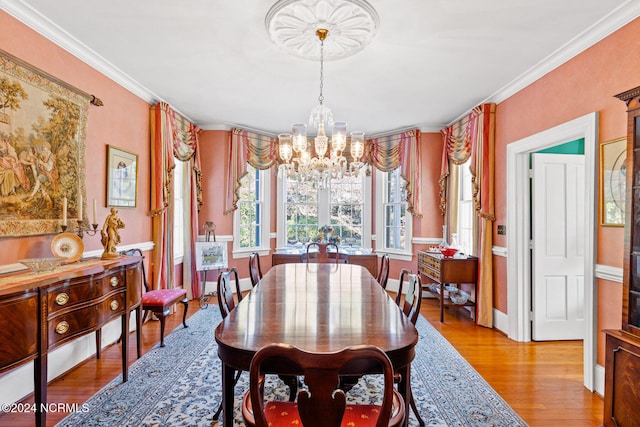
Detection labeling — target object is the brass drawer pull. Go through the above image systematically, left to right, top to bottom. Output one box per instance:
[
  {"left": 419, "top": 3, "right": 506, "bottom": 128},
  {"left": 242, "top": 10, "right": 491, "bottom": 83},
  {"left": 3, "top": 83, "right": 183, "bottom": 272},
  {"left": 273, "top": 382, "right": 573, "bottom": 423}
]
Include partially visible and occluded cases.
[
  {"left": 110, "top": 276, "right": 119, "bottom": 287},
  {"left": 55, "top": 293, "right": 69, "bottom": 306},
  {"left": 110, "top": 300, "right": 120, "bottom": 311},
  {"left": 55, "top": 321, "right": 70, "bottom": 335}
]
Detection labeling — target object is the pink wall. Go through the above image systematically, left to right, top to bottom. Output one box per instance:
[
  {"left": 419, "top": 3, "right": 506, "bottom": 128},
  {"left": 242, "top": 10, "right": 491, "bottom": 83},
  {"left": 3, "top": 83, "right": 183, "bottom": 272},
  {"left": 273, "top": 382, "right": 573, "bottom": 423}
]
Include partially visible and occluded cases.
[
  {"left": 4, "top": 6, "right": 634, "bottom": 367},
  {"left": 0, "top": 11, "right": 151, "bottom": 263},
  {"left": 494, "top": 17, "right": 640, "bottom": 364},
  {"left": 196, "top": 130, "right": 445, "bottom": 281}
]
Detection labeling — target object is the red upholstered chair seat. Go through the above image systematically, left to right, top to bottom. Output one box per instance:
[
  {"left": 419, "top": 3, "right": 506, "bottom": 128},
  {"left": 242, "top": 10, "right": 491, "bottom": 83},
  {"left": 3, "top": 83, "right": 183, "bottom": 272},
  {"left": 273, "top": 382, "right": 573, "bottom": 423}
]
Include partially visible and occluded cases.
[
  {"left": 121, "top": 248, "right": 188, "bottom": 351},
  {"left": 142, "top": 288, "right": 187, "bottom": 307},
  {"left": 243, "top": 397, "right": 404, "bottom": 427}
]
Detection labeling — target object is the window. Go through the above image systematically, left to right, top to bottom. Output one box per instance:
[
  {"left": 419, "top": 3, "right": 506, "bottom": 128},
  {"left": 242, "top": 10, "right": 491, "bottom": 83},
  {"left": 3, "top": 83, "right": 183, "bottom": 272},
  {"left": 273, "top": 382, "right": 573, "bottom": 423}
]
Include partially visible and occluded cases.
[
  {"left": 456, "top": 159, "right": 474, "bottom": 255},
  {"left": 173, "top": 160, "right": 186, "bottom": 261},
  {"left": 233, "top": 164, "right": 270, "bottom": 256},
  {"left": 375, "top": 168, "right": 412, "bottom": 259},
  {"left": 277, "top": 174, "right": 371, "bottom": 249},
  {"left": 330, "top": 175, "right": 364, "bottom": 246}
]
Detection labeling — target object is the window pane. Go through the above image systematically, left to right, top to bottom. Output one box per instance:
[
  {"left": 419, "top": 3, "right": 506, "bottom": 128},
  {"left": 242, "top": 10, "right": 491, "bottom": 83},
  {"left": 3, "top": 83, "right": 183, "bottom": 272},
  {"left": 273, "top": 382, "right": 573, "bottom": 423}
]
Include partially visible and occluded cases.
[
  {"left": 237, "top": 165, "right": 261, "bottom": 249},
  {"left": 381, "top": 168, "right": 408, "bottom": 252}
]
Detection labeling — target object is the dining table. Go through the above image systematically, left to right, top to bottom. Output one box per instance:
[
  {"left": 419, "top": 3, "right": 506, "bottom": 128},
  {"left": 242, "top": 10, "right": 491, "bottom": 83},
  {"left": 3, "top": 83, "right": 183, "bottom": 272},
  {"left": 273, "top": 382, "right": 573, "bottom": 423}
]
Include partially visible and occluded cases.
[{"left": 214, "top": 262, "right": 419, "bottom": 426}]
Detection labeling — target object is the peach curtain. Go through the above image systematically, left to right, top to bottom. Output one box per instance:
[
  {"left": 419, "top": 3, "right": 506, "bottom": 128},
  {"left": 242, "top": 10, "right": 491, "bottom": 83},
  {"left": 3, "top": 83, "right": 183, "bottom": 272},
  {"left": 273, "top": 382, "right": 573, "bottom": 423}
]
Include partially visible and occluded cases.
[
  {"left": 150, "top": 102, "right": 202, "bottom": 298},
  {"left": 440, "top": 104, "right": 495, "bottom": 327},
  {"left": 225, "top": 128, "right": 277, "bottom": 214},
  {"left": 368, "top": 129, "right": 422, "bottom": 217}
]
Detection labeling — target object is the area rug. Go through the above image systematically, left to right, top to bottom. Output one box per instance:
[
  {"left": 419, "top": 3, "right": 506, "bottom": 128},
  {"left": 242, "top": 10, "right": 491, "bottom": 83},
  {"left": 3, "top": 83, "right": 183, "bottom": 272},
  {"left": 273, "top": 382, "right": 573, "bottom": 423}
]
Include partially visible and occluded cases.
[{"left": 57, "top": 307, "right": 527, "bottom": 426}]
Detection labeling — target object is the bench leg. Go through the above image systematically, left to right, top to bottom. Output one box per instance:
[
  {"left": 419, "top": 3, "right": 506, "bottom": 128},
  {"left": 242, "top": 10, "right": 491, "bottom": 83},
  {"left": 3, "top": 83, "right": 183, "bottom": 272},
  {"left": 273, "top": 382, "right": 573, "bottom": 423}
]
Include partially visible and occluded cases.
[
  {"left": 180, "top": 298, "right": 189, "bottom": 329},
  {"left": 158, "top": 313, "right": 167, "bottom": 347}
]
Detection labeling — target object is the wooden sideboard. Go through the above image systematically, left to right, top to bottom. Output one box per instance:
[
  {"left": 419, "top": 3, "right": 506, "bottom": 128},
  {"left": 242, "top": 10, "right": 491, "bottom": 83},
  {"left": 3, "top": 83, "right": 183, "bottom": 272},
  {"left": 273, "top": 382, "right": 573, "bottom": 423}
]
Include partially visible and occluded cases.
[
  {"left": 417, "top": 251, "right": 478, "bottom": 322},
  {"left": 0, "top": 256, "right": 142, "bottom": 427}
]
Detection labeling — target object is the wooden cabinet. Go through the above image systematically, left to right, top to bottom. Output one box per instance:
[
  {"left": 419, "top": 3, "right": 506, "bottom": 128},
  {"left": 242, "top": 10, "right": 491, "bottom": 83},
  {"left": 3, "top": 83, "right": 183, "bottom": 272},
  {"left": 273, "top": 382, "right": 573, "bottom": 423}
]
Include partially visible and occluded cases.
[
  {"left": 603, "top": 86, "right": 640, "bottom": 427},
  {"left": 417, "top": 251, "right": 478, "bottom": 322},
  {"left": 0, "top": 256, "right": 142, "bottom": 427}
]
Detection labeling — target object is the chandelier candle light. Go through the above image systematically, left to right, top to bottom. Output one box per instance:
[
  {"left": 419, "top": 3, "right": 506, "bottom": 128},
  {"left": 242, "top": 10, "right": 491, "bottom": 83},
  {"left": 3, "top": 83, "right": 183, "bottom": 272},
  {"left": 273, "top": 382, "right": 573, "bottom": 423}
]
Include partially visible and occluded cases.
[{"left": 277, "top": 28, "right": 367, "bottom": 188}]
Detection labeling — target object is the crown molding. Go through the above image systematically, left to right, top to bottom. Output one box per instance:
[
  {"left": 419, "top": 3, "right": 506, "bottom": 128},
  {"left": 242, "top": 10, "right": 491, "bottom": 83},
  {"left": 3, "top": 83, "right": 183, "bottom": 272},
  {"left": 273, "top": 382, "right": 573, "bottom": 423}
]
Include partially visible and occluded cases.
[
  {"left": 0, "top": 0, "right": 159, "bottom": 104},
  {"left": 448, "top": 0, "right": 640, "bottom": 126},
  {"left": 489, "top": 0, "right": 640, "bottom": 105}
]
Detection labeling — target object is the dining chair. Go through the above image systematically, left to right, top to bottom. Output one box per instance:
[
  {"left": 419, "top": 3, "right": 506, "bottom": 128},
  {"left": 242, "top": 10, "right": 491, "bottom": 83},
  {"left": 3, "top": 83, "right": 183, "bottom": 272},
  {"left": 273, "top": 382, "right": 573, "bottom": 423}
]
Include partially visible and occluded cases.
[
  {"left": 306, "top": 242, "right": 341, "bottom": 263},
  {"left": 120, "top": 248, "right": 188, "bottom": 352},
  {"left": 249, "top": 252, "right": 263, "bottom": 287},
  {"left": 377, "top": 253, "right": 390, "bottom": 289},
  {"left": 213, "top": 267, "right": 244, "bottom": 421},
  {"left": 216, "top": 267, "right": 242, "bottom": 315},
  {"left": 395, "top": 268, "right": 412, "bottom": 306},
  {"left": 394, "top": 270, "right": 425, "bottom": 426},
  {"left": 241, "top": 343, "right": 405, "bottom": 427}
]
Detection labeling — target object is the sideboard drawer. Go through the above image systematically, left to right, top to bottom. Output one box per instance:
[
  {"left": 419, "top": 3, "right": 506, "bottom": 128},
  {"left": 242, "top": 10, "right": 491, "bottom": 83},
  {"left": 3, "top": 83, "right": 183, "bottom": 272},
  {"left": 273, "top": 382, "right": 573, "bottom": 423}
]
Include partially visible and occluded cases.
[
  {"left": 46, "top": 271, "right": 126, "bottom": 313},
  {"left": 47, "top": 291, "right": 126, "bottom": 348}
]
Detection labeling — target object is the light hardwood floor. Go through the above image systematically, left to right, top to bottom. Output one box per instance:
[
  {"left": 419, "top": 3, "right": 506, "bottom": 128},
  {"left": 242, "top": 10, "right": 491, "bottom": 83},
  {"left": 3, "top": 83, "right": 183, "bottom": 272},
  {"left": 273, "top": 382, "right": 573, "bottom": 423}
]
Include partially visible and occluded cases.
[{"left": 0, "top": 297, "right": 604, "bottom": 426}]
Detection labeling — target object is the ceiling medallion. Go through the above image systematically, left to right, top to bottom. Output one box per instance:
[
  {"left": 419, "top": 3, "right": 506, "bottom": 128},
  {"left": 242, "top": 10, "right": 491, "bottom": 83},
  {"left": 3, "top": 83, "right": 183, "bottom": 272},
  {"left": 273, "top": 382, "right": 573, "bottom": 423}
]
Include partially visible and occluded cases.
[{"left": 265, "top": 0, "right": 379, "bottom": 61}]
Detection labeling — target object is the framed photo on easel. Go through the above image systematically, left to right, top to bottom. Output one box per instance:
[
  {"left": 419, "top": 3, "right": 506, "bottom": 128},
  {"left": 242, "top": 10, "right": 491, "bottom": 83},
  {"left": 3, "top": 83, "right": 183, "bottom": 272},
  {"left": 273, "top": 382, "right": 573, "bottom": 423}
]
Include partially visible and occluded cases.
[{"left": 195, "top": 241, "right": 228, "bottom": 271}]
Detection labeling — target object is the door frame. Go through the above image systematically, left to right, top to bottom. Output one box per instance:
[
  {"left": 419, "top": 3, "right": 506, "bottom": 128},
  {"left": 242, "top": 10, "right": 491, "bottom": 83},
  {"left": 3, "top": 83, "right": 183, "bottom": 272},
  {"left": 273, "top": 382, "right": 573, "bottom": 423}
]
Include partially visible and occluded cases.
[{"left": 506, "top": 112, "right": 597, "bottom": 390}]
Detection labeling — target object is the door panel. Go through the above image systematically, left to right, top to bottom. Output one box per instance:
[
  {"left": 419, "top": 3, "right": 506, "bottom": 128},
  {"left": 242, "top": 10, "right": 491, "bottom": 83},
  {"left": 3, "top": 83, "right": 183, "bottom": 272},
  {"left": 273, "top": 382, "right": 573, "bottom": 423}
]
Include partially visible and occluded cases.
[{"left": 532, "top": 153, "right": 585, "bottom": 340}]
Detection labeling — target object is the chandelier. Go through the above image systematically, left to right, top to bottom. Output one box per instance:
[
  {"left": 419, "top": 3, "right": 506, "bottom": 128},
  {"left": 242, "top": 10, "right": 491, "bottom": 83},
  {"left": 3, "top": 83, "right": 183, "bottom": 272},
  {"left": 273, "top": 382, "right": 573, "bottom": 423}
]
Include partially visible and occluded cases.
[{"left": 266, "top": 0, "right": 379, "bottom": 188}]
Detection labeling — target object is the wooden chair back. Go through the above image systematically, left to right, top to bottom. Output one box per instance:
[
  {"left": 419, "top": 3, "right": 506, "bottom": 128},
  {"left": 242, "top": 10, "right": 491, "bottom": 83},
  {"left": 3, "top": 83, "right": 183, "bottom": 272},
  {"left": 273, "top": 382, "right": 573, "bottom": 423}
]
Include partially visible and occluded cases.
[
  {"left": 305, "top": 243, "right": 341, "bottom": 263},
  {"left": 249, "top": 252, "right": 263, "bottom": 287},
  {"left": 377, "top": 253, "right": 390, "bottom": 289},
  {"left": 217, "top": 267, "right": 241, "bottom": 318},
  {"left": 395, "top": 268, "right": 412, "bottom": 306},
  {"left": 402, "top": 273, "right": 422, "bottom": 325},
  {"left": 245, "top": 343, "right": 403, "bottom": 427}
]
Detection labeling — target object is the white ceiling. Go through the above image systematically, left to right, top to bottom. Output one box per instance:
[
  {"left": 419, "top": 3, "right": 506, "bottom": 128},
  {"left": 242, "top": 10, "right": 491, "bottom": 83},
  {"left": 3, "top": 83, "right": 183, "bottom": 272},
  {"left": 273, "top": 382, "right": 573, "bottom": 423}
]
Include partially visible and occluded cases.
[{"left": 2, "top": 0, "right": 638, "bottom": 136}]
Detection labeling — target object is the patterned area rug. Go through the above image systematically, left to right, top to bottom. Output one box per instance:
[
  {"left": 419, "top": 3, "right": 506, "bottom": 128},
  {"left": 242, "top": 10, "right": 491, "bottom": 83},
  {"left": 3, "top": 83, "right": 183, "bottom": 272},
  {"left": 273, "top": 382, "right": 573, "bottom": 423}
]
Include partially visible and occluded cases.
[{"left": 57, "top": 307, "right": 527, "bottom": 426}]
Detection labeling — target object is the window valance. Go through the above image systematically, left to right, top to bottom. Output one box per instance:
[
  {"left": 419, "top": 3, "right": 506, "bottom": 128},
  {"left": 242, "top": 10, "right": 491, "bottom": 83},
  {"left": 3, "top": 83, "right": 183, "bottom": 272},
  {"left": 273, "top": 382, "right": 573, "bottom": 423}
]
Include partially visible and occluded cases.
[
  {"left": 225, "top": 128, "right": 277, "bottom": 215},
  {"left": 369, "top": 129, "right": 422, "bottom": 217}
]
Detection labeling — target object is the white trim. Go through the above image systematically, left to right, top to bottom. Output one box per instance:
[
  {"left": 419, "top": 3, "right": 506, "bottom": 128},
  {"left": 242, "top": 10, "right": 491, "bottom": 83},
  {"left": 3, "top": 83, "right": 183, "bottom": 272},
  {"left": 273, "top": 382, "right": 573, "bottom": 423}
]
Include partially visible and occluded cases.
[
  {"left": 0, "top": 0, "right": 163, "bottom": 105},
  {"left": 447, "top": 1, "right": 640, "bottom": 126},
  {"left": 506, "top": 112, "right": 598, "bottom": 391},
  {"left": 197, "top": 234, "right": 233, "bottom": 242},
  {"left": 411, "top": 237, "right": 441, "bottom": 245},
  {"left": 82, "top": 240, "right": 155, "bottom": 259},
  {"left": 492, "top": 246, "right": 507, "bottom": 257},
  {"left": 232, "top": 248, "right": 270, "bottom": 259},
  {"left": 595, "top": 264, "right": 623, "bottom": 283},
  {"left": 493, "top": 308, "right": 509, "bottom": 335},
  {"left": 594, "top": 364, "right": 605, "bottom": 397}
]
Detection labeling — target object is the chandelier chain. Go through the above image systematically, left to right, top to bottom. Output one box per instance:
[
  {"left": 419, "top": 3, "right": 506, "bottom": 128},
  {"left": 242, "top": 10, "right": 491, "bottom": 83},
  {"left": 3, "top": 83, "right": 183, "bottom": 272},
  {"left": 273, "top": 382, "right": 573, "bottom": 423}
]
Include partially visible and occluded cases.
[{"left": 318, "top": 37, "right": 324, "bottom": 105}]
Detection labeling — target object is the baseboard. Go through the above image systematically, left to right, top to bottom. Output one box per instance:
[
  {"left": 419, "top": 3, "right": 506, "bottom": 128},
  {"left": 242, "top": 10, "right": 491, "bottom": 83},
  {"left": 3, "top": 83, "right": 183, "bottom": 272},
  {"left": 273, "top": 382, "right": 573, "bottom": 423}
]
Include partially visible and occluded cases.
[
  {"left": 493, "top": 308, "right": 509, "bottom": 334},
  {"left": 594, "top": 363, "right": 605, "bottom": 397}
]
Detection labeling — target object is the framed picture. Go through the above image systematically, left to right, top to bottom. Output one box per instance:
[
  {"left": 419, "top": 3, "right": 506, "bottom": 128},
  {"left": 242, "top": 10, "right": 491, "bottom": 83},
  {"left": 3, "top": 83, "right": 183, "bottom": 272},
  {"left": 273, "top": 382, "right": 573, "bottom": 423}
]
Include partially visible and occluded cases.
[
  {"left": 0, "top": 48, "right": 93, "bottom": 236},
  {"left": 600, "top": 137, "right": 626, "bottom": 226},
  {"left": 106, "top": 145, "right": 138, "bottom": 207},
  {"left": 195, "top": 241, "right": 228, "bottom": 271}
]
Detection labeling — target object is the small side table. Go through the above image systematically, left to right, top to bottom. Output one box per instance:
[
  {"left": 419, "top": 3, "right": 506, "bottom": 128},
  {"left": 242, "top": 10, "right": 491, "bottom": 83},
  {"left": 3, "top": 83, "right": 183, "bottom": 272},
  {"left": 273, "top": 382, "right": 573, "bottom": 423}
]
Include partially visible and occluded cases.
[{"left": 417, "top": 251, "right": 478, "bottom": 322}]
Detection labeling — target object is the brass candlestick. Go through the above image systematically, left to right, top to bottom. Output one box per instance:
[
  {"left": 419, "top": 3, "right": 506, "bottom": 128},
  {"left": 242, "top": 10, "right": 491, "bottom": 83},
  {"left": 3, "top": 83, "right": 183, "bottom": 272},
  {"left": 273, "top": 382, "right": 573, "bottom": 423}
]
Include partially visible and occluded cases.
[{"left": 61, "top": 220, "right": 99, "bottom": 238}]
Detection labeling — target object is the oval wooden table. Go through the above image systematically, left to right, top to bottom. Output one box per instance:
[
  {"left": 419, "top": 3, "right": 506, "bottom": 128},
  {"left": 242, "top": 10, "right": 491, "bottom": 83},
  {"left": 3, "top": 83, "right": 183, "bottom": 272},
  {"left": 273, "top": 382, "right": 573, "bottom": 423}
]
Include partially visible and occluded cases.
[{"left": 215, "top": 263, "right": 419, "bottom": 426}]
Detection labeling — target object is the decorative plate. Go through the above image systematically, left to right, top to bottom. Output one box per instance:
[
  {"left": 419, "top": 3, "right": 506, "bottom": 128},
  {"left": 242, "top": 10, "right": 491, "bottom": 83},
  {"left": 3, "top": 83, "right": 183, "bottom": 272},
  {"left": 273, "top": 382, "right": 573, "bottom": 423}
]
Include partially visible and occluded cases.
[{"left": 51, "top": 232, "right": 84, "bottom": 263}]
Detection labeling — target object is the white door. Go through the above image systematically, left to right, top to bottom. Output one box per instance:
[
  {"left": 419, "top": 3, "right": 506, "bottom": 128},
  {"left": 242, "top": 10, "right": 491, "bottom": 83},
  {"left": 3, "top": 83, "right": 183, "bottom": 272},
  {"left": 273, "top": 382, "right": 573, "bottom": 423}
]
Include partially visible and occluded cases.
[{"left": 531, "top": 153, "right": 585, "bottom": 341}]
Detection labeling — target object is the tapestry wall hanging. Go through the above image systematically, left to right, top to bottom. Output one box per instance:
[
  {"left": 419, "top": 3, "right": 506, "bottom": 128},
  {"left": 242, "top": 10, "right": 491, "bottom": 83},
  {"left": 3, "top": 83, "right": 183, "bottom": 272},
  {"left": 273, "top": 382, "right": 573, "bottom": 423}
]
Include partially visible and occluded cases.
[{"left": 0, "top": 49, "right": 93, "bottom": 236}]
